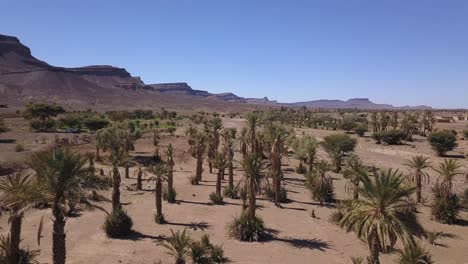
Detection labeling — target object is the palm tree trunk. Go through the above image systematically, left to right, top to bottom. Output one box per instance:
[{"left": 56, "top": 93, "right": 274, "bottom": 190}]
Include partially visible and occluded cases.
[
  {"left": 96, "top": 146, "right": 100, "bottom": 161},
  {"left": 196, "top": 154, "right": 203, "bottom": 183},
  {"left": 208, "top": 161, "right": 213, "bottom": 174},
  {"left": 228, "top": 162, "right": 234, "bottom": 190},
  {"left": 125, "top": 165, "right": 129, "bottom": 179},
  {"left": 112, "top": 166, "right": 121, "bottom": 213},
  {"left": 221, "top": 167, "right": 225, "bottom": 180},
  {"left": 168, "top": 169, "right": 174, "bottom": 192},
  {"left": 137, "top": 170, "right": 142, "bottom": 191},
  {"left": 216, "top": 170, "right": 222, "bottom": 195},
  {"left": 416, "top": 172, "right": 422, "bottom": 203},
  {"left": 249, "top": 174, "right": 256, "bottom": 217},
  {"left": 155, "top": 179, "right": 163, "bottom": 219},
  {"left": 353, "top": 182, "right": 359, "bottom": 200},
  {"left": 52, "top": 200, "right": 66, "bottom": 264},
  {"left": 7, "top": 213, "right": 22, "bottom": 264},
  {"left": 367, "top": 235, "right": 380, "bottom": 264},
  {"left": 176, "top": 258, "right": 185, "bottom": 264}
]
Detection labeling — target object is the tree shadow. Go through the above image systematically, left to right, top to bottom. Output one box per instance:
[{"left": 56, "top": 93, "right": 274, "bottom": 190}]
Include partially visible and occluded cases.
[
  {"left": 0, "top": 139, "right": 16, "bottom": 143},
  {"left": 442, "top": 154, "right": 465, "bottom": 159},
  {"left": 289, "top": 199, "right": 337, "bottom": 208},
  {"left": 179, "top": 200, "right": 212, "bottom": 206},
  {"left": 280, "top": 206, "right": 307, "bottom": 212},
  {"left": 455, "top": 218, "right": 468, "bottom": 226},
  {"left": 166, "top": 221, "right": 212, "bottom": 231},
  {"left": 118, "top": 230, "right": 166, "bottom": 242},
  {"left": 272, "top": 237, "right": 332, "bottom": 251}
]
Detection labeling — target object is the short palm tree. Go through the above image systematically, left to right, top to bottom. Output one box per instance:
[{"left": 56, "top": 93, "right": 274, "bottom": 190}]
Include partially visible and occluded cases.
[
  {"left": 239, "top": 127, "right": 249, "bottom": 158},
  {"left": 222, "top": 128, "right": 237, "bottom": 191},
  {"left": 30, "top": 148, "right": 104, "bottom": 264},
  {"left": 343, "top": 156, "right": 368, "bottom": 200},
  {"left": 404, "top": 156, "right": 431, "bottom": 203},
  {"left": 433, "top": 159, "right": 462, "bottom": 197},
  {"left": 147, "top": 164, "right": 168, "bottom": 223},
  {"left": 0, "top": 169, "right": 40, "bottom": 264},
  {"left": 339, "top": 169, "right": 418, "bottom": 264},
  {"left": 163, "top": 229, "right": 192, "bottom": 264},
  {"left": 397, "top": 242, "right": 433, "bottom": 264}
]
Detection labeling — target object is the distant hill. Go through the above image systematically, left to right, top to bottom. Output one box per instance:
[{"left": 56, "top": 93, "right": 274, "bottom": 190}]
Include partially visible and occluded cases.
[{"left": 0, "top": 34, "right": 431, "bottom": 110}]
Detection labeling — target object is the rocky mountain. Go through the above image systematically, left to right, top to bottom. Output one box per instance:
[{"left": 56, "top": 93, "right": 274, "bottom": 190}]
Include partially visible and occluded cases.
[
  {"left": 0, "top": 34, "right": 431, "bottom": 110},
  {"left": 289, "top": 98, "right": 431, "bottom": 110}
]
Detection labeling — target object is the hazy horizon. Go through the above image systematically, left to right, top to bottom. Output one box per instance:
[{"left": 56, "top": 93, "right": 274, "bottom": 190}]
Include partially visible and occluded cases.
[{"left": 2, "top": 0, "right": 468, "bottom": 108}]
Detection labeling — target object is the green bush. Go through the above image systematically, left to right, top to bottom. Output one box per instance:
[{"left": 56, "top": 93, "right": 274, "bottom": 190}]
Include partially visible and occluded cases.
[
  {"left": 29, "top": 118, "right": 56, "bottom": 132},
  {"left": 340, "top": 121, "right": 357, "bottom": 132},
  {"left": 354, "top": 125, "right": 368, "bottom": 137},
  {"left": 372, "top": 130, "right": 405, "bottom": 145},
  {"left": 428, "top": 130, "right": 458, "bottom": 156},
  {"left": 14, "top": 144, "right": 24, "bottom": 152},
  {"left": 306, "top": 172, "right": 335, "bottom": 205},
  {"left": 431, "top": 183, "right": 460, "bottom": 224},
  {"left": 264, "top": 185, "right": 288, "bottom": 203},
  {"left": 223, "top": 186, "right": 239, "bottom": 199},
  {"left": 163, "top": 187, "right": 177, "bottom": 204},
  {"left": 209, "top": 192, "right": 224, "bottom": 205},
  {"left": 103, "top": 208, "right": 133, "bottom": 238},
  {"left": 329, "top": 209, "right": 344, "bottom": 225},
  {"left": 227, "top": 212, "right": 266, "bottom": 242}
]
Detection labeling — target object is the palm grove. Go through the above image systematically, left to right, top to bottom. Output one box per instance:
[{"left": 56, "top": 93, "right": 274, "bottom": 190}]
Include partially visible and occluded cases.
[{"left": 1, "top": 103, "right": 468, "bottom": 264}]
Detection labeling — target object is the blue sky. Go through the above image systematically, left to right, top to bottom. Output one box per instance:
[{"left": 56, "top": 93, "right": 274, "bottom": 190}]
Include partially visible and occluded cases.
[{"left": 2, "top": 0, "right": 468, "bottom": 108}]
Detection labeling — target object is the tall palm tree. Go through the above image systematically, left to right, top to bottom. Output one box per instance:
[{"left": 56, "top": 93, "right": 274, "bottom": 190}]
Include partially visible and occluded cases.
[
  {"left": 245, "top": 112, "right": 261, "bottom": 155},
  {"left": 206, "top": 117, "right": 223, "bottom": 174},
  {"left": 96, "top": 123, "right": 130, "bottom": 213},
  {"left": 264, "top": 123, "right": 289, "bottom": 207},
  {"left": 239, "top": 127, "right": 249, "bottom": 158},
  {"left": 222, "top": 128, "right": 237, "bottom": 191},
  {"left": 194, "top": 131, "right": 207, "bottom": 184},
  {"left": 166, "top": 144, "right": 176, "bottom": 203},
  {"left": 30, "top": 148, "right": 104, "bottom": 264},
  {"left": 213, "top": 153, "right": 227, "bottom": 196},
  {"left": 242, "top": 154, "right": 263, "bottom": 217},
  {"left": 343, "top": 156, "right": 368, "bottom": 200},
  {"left": 404, "top": 156, "right": 431, "bottom": 203},
  {"left": 433, "top": 159, "right": 462, "bottom": 197},
  {"left": 147, "top": 164, "right": 168, "bottom": 223},
  {"left": 0, "top": 169, "right": 40, "bottom": 264},
  {"left": 340, "top": 169, "right": 418, "bottom": 264},
  {"left": 163, "top": 229, "right": 192, "bottom": 264}
]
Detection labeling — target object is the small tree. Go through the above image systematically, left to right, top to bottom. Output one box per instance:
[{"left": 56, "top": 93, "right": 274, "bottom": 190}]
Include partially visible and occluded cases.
[
  {"left": 22, "top": 103, "right": 65, "bottom": 132},
  {"left": 83, "top": 116, "right": 109, "bottom": 132},
  {"left": 428, "top": 130, "right": 458, "bottom": 156},
  {"left": 321, "top": 134, "right": 357, "bottom": 172},
  {"left": 148, "top": 164, "right": 168, "bottom": 224}
]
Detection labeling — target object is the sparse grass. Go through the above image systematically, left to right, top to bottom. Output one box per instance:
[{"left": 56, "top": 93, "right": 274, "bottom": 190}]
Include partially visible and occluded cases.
[{"left": 209, "top": 192, "right": 224, "bottom": 205}]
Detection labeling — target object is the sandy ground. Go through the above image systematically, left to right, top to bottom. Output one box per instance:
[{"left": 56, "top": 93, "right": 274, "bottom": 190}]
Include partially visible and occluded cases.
[{"left": 1, "top": 117, "right": 468, "bottom": 264}]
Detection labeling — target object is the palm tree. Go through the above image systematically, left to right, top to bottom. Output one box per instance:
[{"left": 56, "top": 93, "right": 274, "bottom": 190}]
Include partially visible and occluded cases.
[
  {"left": 245, "top": 112, "right": 261, "bottom": 155},
  {"left": 206, "top": 117, "right": 223, "bottom": 174},
  {"left": 96, "top": 123, "right": 130, "bottom": 213},
  {"left": 264, "top": 123, "right": 289, "bottom": 207},
  {"left": 239, "top": 127, "right": 249, "bottom": 158},
  {"left": 222, "top": 128, "right": 237, "bottom": 191},
  {"left": 153, "top": 129, "right": 160, "bottom": 157},
  {"left": 194, "top": 131, "right": 207, "bottom": 184},
  {"left": 166, "top": 144, "right": 176, "bottom": 203},
  {"left": 30, "top": 148, "right": 104, "bottom": 264},
  {"left": 213, "top": 153, "right": 227, "bottom": 196},
  {"left": 242, "top": 154, "right": 263, "bottom": 217},
  {"left": 343, "top": 156, "right": 368, "bottom": 200},
  {"left": 404, "top": 156, "right": 431, "bottom": 203},
  {"left": 433, "top": 159, "right": 462, "bottom": 197},
  {"left": 306, "top": 160, "right": 334, "bottom": 205},
  {"left": 147, "top": 164, "right": 168, "bottom": 223},
  {"left": 133, "top": 166, "right": 146, "bottom": 191},
  {"left": 0, "top": 169, "right": 40, "bottom": 264},
  {"left": 339, "top": 169, "right": 418, "bottom": 264},
  {"left": 163, "top": 229, "right": 192, "bottom": 264},
  {"left": 397, "top": 242, "right": 433, "bottom": 264}
]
